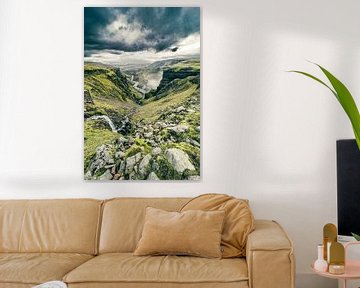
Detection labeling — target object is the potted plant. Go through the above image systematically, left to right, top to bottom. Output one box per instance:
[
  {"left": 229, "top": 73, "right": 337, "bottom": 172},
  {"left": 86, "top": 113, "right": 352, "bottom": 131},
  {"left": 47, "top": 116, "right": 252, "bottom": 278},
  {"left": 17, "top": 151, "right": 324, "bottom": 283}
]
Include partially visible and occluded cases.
[{"left": 290, "top": 63, "right": 360, "bottom": 240}]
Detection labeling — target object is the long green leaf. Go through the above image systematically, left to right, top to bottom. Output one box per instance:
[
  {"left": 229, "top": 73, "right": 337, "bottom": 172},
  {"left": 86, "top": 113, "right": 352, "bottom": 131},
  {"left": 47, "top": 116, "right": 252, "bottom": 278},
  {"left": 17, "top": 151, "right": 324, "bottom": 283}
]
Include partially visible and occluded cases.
[
  {"left": 289, "top": 64, "right": 360, "bottom": 150},
  {"left": 316, "top": 64, "right": 360, "bottom": 150},
  {"left": 288, "top": 70, "right": 337, "bottom": 99},
  {"left": 351, "top": 232, "right": 360, "bottom": 241}
]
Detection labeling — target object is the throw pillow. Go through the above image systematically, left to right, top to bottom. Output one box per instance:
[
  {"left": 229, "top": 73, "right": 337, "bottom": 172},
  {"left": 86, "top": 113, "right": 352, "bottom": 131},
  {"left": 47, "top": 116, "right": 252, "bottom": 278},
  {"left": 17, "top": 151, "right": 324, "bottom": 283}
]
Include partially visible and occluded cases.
[
  {"left": 181, "top": 193, "right": 254, "bottom": 258},
  {"left": 134, "top": 207, "right": 225, "bottom": 258}
]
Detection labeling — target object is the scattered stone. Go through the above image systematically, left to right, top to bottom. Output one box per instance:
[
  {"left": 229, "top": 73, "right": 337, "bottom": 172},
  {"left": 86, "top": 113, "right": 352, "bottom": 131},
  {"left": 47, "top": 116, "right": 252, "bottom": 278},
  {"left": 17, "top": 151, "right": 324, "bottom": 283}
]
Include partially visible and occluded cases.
[
  {"left": 175, "top": 106, "right": 186, "bottom": 113},
  {"left": 168, "top": 125, "right": 189, "bottom": 135},
  {"left": 144, "top": 132, "right": 153, "bottom": 138},
  {"left": 117, "top": 136, "right": 128, "bottom": 144},
  {"left": 128, "top": 137, "right": 134, "bottom": 145},
  {"left": 190, "top": 139, "right": 200, "bottom": 147},
  {"left": 152, "top": 147, "right": 162, "bottom": 156},
  {"left": 165, "top": 148, "right": 195, "bottom": 173},
  {"left": 115, "top": 151, "right": 125, "bottom": 159},
  {"left": 135, "top": 152, "right": 142, "bottom": 163},
  {"left": 139, "top": 154, "right": 152, "bottom": 177},
  {"left": 126, "top": 155, "right": 137, "bottom": 174},
  {"left": 118, "top": 161, "right": 126, "bottom": 174},
  {"left": 98, "top": 169, "right": 113, "bottom": 180},
  {"left": 84, "top": 171, "right": 92, "bottom": 180},
  {"left": 147, "top": 172, "right": 160, "bottom": 180},
  {"left": 113, "top": 174, "right": 121, "bottom": 180}
]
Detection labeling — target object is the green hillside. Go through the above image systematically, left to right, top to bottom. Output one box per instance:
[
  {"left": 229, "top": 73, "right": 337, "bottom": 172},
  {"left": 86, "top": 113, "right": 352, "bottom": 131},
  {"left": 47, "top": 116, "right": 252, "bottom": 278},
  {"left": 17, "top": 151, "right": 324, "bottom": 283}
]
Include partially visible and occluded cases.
[{"left": 84, "top": 59, "right": 201, "bottom": 180}]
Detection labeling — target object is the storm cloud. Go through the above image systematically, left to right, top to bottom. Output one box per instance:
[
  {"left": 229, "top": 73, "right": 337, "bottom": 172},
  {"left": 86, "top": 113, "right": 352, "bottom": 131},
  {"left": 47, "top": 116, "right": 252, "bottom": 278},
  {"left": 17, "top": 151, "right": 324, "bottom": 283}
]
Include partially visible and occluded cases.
[{"left": 84, "top": 7, "right": 200, "bottom": 56}]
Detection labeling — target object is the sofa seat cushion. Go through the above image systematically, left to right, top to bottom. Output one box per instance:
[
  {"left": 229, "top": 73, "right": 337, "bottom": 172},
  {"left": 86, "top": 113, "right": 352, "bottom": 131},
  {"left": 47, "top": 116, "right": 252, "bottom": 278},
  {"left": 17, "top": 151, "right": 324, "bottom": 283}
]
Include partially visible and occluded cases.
[
  {"left": 0, "top": 253, "right": 93, "bottom": 285},
  {"left": 64, "top": 253, "right": 248, "bottom": 285}
]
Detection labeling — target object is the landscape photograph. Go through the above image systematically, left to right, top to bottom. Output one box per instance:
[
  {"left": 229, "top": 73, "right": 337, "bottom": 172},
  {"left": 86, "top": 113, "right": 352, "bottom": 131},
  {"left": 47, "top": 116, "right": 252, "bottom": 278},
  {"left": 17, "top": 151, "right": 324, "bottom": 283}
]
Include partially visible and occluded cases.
[{"left": 84, "top": 7, "right": 201, "bottom": 180}]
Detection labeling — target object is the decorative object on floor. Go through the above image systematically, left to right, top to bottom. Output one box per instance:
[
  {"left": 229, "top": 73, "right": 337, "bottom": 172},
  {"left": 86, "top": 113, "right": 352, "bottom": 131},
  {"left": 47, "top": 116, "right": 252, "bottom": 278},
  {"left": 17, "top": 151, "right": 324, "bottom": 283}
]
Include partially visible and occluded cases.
[
  {"left": 83, "top": 7, "right": 201, "bottom": 181},
  {"left": 289, "top": 62, "right": 360, "bottom": 150},
  {"left": 181, "top": 193, "right": 255, "bottom": 257},
  {"left": 134, "top": 207, "right": 225, "bottom": 258},
  {"left": 323, "top": 223, "right": 337, "bottom": 262},
  {"left": 314, "top": 244, "right": 328, "bottom": 272},
  {"left": 32, "top": 281, "right": 67, "bottom": 288}
]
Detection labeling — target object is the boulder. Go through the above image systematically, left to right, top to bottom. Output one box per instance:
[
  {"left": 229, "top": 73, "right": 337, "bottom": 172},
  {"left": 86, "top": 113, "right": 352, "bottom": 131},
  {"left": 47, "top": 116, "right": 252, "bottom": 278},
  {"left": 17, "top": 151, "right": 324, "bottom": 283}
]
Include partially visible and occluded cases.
[
  {"left": 174, "top": 106, "right": 186, "bottom": 113},
  {"left": 168, "top": 125, "right": 189, "bottom": 135},
  {"left": 152, "top": 147, "right": 162, "bottom": 156},
  {"left": 165, "top": 148, "right": 195, "bottom": 173},
  {"left": 115, "top": 151, "right": 125, "bottom": 159},
  {"left": 139, "top": 154, "right": 152, "bottom": 177},
  {"left": 125, "top": 155, "right": 137, "bottom": 174},
  {"left": 98, "top": 169, "right": 113, "bottom": 180},
  {"left": 147, "top": 172, "right": 160, "bottom": 180}
]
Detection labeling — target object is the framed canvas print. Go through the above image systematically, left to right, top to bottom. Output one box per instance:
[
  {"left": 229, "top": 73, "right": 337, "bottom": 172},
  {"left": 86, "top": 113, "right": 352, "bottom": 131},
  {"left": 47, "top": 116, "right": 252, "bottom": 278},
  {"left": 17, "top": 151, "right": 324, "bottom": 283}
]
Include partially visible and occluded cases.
[{"left": 84, "top": 7, "right": 200, "bottom": 180}]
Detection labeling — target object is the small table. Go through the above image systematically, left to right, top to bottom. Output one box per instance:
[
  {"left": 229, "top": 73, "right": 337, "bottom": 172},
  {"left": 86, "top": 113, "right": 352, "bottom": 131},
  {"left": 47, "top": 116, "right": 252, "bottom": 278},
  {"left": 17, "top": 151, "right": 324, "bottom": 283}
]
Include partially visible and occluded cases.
[{"left": 311, "top": 242, "right": 360, "bottom": 288}]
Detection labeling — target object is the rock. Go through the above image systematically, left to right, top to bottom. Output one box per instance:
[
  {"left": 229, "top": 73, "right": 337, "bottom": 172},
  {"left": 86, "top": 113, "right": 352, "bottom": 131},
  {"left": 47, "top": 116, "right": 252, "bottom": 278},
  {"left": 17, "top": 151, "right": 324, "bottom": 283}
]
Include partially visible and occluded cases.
[
  {"left": 174, "top": 106, "right": 186, "bottom": 113},
  {"left": 168, "top": 125, "right": 189, "bottom": 135},
  {"left": 195, "top": 126, "right": 201, "bottom": 132},
  {"left": 144, "top": 132, "right": 153, "bottom": 138},
  {"left": 117, "top": 136, "right": 128, "bottom": 144},
  {"left": 190, "top": 139, "right": 201, "bottom": 147},
  {"left": 88, "top": 144, "right": 115, "bottom": 175},
  {"left": 152, "top": 147, "right": 162, "bottom": 156},
  {"left": 165, "top": 148, "right": 195, "bottom": 173},
  {"left": 115, "top": 151, "right": 125, "bottom": 159},
  {"left": 126, "top": 152, "right": 143, "bottom": 174},
  {"left": 135, "top": 152, "right": 142, "bottom": 162},
  {"left": 139, "top": 154, "right": 152, "bottom": 177},
  {"left": 125, "top": 156, "right": 136, "bottom": 174},
  {"left": 118, "top": 161, "right": 126, "bottom": 174},
  {"left": 98, "top": 169, "right": 113, "bottom": 180},
  {"left": 84, "top": 171, "right": 92, "bottom": 180},
  {"left": 147, "top": 172, "right": 160, "bottom": 180},
  {"left": 113, "top": 174, "right": 121, "bottom": 180},
  {"left": 188, "top": 175, "right": 200, "bottom": 180}
]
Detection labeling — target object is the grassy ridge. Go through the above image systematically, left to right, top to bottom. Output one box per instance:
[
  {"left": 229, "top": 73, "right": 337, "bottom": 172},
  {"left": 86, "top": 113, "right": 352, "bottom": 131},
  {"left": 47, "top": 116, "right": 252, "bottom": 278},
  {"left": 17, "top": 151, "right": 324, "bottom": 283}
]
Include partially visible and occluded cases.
[{"left": 84, "top": 59, "right": 200, "bottom": 180}]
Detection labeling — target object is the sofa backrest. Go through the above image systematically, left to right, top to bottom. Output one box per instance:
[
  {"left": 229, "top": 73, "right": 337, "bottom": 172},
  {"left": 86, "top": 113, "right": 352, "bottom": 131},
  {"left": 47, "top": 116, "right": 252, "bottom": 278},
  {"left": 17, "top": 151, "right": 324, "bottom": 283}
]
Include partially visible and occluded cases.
[
  {"left": 99, "top": 197, "right": 190, "bottom": 253},
  {"left": 0, "top": 199, "right": 102, "bottom": 254}
]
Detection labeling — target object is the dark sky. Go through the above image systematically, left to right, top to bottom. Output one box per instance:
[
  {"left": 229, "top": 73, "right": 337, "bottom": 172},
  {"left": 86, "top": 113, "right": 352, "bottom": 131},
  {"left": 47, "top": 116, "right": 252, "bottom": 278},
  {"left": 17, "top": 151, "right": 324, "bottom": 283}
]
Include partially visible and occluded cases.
[{"left": 84, "top": 7, "right": 200, "bottom": 56}]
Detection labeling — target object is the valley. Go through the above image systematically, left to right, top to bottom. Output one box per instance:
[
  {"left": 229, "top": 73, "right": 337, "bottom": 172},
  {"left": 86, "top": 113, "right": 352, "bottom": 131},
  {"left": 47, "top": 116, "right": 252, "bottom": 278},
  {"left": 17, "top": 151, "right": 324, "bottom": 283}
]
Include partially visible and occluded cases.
[{"left": 84, "top": 58, "right": 200, "bottom": 180}]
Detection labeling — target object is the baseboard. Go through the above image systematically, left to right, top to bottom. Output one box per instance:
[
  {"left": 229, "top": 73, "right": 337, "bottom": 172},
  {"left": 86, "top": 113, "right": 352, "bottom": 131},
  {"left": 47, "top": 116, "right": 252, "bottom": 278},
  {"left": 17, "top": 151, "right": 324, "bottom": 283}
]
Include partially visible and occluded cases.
[{"left": 296, "top": 273, "right": 337, "bottom": 288}]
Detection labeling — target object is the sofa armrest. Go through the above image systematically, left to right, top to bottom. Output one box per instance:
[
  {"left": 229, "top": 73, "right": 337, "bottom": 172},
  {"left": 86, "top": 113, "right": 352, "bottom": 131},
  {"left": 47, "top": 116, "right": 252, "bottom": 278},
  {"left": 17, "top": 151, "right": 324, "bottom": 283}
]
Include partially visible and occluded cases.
[{"left": 246, "top": 220, "right": 295, "bottom": 288}]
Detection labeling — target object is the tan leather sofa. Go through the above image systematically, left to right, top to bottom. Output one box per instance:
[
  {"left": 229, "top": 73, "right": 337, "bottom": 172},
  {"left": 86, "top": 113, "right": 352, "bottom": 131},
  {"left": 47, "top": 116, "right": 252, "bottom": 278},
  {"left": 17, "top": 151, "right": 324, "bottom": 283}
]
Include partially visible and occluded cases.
[{"left": 0, "top": 198, "right": 295, "bottom": 288}]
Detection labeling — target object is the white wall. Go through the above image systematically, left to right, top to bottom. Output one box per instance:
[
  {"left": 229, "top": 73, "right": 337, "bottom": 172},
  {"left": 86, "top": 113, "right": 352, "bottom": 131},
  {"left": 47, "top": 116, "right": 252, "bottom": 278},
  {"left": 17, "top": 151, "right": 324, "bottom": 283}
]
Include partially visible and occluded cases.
[{"left": 1, "top": 0, "right": 360, "bottom": 287}]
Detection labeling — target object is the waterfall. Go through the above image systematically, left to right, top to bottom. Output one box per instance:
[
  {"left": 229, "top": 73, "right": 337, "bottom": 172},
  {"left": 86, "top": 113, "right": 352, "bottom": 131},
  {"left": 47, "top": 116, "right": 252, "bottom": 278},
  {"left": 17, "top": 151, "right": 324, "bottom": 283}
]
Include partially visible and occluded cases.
[{"left": 87, "top": 115, "right": 117, "bottom": 133}]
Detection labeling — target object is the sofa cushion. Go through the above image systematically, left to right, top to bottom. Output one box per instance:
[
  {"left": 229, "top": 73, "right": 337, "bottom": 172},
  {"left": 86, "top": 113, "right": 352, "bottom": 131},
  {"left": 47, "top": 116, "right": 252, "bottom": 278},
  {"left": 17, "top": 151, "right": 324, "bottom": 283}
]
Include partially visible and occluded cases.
[
  {"left": 181, "top": 194, "right": 254, "bottom": 258},
  {"left": 99, "top": 198, "right": 190, "bottom": 253},
  {"left": 0, "top": 199, "right": 102, "bottom": 254},
  {"left": 134, "top": 207, "right": 225, "bottom": 258},
  {"left": 0, "top": 253, "right": 93, "bottom": 285},
  {"left": 63, "top": 253, "right": 248, "bottom": 285}
]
